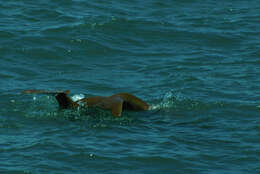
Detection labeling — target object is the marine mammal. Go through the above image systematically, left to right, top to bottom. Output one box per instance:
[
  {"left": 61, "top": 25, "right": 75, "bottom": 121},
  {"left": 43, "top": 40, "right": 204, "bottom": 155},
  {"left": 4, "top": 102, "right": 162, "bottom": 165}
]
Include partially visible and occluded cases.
[{"left": 23, "top": 90, "right": 149, "bottom": 117}]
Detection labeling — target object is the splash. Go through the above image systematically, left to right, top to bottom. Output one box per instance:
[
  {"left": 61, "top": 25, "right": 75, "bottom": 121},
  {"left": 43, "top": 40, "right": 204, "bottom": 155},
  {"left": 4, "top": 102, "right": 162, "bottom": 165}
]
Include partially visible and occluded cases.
[
  {"left": 149, "top": 90, "right": 213, "bottom": 114},
  {"left": 149, "top": 91, "right": 177, "bottom": 110},
  {"left": 71, "top": 94, "right": 85, "bottom": 102},
  {"left": 23, "top": 95, "right": 59, "bottom": 119}
]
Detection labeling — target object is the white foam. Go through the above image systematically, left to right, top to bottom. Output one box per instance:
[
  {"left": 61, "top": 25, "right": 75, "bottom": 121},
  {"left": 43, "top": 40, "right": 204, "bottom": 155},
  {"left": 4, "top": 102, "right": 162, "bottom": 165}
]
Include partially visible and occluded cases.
[
  {"left": 71, "top": 94, "right": 85, "bottom": 102},
  {"left": 149, "top": 104, "right": 160, "bottom": 110}
]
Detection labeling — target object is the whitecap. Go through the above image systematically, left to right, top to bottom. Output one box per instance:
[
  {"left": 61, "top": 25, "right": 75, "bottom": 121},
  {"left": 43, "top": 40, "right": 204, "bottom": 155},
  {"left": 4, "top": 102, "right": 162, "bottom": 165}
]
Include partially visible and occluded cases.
[{"left": 71, "top": 94, "right": 85, "bottom": 102}]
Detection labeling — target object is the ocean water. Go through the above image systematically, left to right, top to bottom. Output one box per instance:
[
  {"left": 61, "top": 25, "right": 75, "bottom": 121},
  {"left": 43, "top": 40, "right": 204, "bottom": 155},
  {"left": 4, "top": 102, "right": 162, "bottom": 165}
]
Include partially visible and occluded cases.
[{"left": 1, "top": 0, "right": 260, "bottom": 173}]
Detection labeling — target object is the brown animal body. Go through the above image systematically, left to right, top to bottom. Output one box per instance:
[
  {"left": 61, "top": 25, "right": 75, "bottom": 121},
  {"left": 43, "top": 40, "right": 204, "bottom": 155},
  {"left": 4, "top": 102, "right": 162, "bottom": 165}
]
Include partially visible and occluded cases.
[{"left": 24, "top": 90, "right": 149, "bottom": 117}]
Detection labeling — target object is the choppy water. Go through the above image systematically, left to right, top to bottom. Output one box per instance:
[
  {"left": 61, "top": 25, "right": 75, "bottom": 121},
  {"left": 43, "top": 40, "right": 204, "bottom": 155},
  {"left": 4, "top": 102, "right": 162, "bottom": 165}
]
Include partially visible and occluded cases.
[{"left": 1, "top": 0, "right": 260, "bottom": 173}]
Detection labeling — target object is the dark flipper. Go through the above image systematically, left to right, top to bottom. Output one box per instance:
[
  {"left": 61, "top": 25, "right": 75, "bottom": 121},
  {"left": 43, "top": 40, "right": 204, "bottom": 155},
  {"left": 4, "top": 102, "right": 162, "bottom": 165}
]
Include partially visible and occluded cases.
[
  {"left": 23, "top": 89, "right": 70, "bottom": 95},
  {"left": 55, "top": 93, "right": 79, "bottom": 109},
  {"left": 112, "top": 93, "right": 149, "bottom": 111},
  {"left": 95, "top": 96, "right": 124, "bottom": 117}
]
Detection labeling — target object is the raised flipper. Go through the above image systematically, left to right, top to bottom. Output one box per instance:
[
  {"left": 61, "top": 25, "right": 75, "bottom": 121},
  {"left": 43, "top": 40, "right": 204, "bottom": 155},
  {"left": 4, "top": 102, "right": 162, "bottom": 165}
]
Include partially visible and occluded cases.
[
  {"left": 23, "top": 89, "right": 70, "bottom": 95},
  {"left": 111, "top": 93, "right": 149, "bottom": 111}
]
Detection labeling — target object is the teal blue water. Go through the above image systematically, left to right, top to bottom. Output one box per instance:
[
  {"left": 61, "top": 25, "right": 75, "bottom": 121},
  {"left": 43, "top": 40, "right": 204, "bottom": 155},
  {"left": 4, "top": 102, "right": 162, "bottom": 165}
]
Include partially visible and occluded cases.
[{"left": 1, "top": 0, "right": 260, "bottom": 173}]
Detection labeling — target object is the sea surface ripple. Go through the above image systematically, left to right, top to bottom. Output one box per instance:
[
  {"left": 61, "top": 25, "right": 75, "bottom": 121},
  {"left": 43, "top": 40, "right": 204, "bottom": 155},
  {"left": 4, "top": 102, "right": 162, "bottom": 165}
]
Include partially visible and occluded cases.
[{"left": 0, "top": 0, "right": 260, "bottom": 173}]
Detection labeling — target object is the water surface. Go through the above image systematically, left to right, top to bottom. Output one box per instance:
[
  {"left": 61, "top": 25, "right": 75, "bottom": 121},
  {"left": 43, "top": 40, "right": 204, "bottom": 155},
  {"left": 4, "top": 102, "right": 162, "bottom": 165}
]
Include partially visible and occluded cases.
[{"left": 0, "top": 0, "right": 260, "bottom": 173}]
